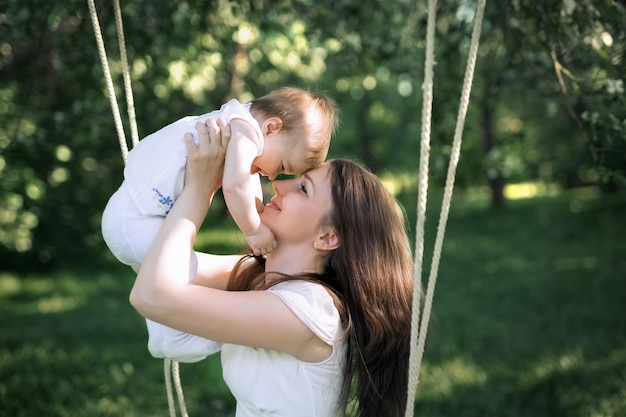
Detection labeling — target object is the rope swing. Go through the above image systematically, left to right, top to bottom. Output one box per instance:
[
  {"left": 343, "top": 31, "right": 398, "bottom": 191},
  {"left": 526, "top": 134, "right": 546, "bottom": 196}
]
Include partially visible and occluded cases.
[
  {"left": 87, "top": 0, "right": 138, "bottom": 163},
  {"left": 88, "top": 0, "right": 487, "bottom": 416},
  {"left": 405, "top": 0, "right": 486, "bottom": 415},
  {"left": 87, "top": 2, "right": 187, "bottom": 417}
]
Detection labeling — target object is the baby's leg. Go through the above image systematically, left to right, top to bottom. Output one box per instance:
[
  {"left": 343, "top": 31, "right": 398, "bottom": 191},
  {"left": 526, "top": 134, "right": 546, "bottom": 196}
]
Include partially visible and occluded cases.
[
  {"left": 101, "top": 184, "right": 163, "bottom": 267},
  {"left": 103, "top": 185, "right": 213, "bottom": 355}
]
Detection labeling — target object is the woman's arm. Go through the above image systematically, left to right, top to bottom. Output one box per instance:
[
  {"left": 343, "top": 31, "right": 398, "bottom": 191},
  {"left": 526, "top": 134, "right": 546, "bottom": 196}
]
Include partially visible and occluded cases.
[
  {"left": 130, "top": 118, "right": 226, "bottom": 308},
  {"left": 192, "top": 252, "right": 240, "bottom": 289}
]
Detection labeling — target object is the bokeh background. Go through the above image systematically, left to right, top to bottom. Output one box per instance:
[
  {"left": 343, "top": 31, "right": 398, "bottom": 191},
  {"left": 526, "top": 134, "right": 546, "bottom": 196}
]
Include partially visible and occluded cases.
[{"left": 1, "top": 1, "right": 625, "bottom": 416}]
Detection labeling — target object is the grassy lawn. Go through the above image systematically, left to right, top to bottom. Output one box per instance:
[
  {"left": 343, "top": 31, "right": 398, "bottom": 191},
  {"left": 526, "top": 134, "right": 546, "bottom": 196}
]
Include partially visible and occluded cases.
[{"left": 1, "top": 188, "right": 625, "bottom": 416}]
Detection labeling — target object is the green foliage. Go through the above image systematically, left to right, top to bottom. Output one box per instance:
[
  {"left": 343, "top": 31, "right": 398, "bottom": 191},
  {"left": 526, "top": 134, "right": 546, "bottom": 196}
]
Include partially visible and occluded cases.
[
  {"left": 1, "top": 0, "right": 625, "bottom": 266},
  {"left": 478, "top": 0, "right": 626, "bottom": 189}
]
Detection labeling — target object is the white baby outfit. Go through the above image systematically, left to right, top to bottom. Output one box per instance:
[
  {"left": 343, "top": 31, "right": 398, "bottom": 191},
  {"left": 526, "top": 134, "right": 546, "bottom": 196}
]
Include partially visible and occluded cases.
[
  {"left": 101, "top": 99, "right": 263, "bottom": 266},
  {"left": 101, "top": 100, "right": 264, "bottom": 372}
]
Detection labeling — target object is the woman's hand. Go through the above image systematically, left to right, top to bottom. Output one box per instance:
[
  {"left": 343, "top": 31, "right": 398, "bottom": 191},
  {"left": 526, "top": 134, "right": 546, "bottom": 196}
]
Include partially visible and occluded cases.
[
  {"left": 130, "top": 118, "right": 231, "bottom": 317},
  {"left": 184, "top": 118, "right": 231, "bottom": 198}
]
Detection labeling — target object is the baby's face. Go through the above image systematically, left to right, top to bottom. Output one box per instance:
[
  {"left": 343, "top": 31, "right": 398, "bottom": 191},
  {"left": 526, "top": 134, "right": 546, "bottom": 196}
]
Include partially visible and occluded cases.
[{"left": 251, "top": 133, "right": 310, "bottom": 180}]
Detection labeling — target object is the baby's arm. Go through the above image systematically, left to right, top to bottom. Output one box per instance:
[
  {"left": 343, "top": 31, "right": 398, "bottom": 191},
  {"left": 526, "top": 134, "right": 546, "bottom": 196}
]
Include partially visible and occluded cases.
[{"left": 222, "top": 119, "right": 276, "bottom": 256}]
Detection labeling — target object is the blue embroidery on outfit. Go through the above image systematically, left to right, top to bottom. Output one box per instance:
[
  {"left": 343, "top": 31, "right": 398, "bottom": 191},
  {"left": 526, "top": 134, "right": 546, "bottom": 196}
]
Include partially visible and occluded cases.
[{"left": 152, "top": 188, "right": 174, "bottom": 214}]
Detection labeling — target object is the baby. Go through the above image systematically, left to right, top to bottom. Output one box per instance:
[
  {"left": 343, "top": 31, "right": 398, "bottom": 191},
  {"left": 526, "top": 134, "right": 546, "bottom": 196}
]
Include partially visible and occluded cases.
[{"left": 101, "top": 87, "right": 338, "bottom": 264}]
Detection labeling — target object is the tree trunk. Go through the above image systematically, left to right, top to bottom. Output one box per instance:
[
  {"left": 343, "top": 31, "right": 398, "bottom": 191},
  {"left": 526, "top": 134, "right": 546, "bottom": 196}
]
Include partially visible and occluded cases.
[{"left": 481, "top": 94, "right": 505, "bottom": 209}]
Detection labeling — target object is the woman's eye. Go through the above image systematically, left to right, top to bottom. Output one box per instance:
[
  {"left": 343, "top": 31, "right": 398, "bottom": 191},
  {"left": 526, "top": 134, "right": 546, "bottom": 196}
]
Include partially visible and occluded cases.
[{"left": 298, "top": 182, "right": 307, "bottom": 194}]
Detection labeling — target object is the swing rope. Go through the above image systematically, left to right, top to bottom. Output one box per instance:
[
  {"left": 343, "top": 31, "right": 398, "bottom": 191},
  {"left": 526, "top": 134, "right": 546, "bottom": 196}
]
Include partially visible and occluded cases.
[
  {"left": 87, "top": 0, "right": 130, "bottom": 163},
  {"left": 111, "top": 0, "right": 139, "bottom": 148},
  {"left": 405, "top": 0, "right": 486, "bottom": 416},
  {"left": 405, "top": 0, "right": 438, "bottom": 411},
  {"left": 87, "top": 2, "right": 187, "bottom": 416},
  {"left": 164, "top": 359, "right": 176, "bottom": 417},
  {"left": 165, "top": 359, "right": 189, "bottom": 417}
]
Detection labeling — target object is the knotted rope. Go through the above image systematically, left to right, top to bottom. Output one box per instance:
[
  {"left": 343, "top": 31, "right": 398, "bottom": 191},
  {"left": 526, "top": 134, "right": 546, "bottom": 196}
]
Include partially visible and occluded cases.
[
  {"left": 405, "top": 0, "right": 486, "bottom": 415},
  {"left": 87, "top": 2, "right": 187, "bottom": 416}
]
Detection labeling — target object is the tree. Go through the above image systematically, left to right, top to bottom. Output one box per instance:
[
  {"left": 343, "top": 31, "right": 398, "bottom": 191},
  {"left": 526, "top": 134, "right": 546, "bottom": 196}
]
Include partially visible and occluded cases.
[
  {"left": 1, "top": 0, "right": 624, "bottom": 267},
  {"left": 469, "top": 0, "right": 626, "bottom": 206}
]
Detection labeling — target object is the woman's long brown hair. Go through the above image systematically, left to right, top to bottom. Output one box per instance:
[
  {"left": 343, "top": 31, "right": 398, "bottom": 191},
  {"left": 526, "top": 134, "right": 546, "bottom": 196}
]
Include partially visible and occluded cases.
[{"left": 228, "top": 159, "right": 414, "bottom": 417}]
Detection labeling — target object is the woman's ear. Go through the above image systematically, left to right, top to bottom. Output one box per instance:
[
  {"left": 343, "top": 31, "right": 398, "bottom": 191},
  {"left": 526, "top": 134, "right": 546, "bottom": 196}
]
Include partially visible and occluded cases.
[
  {"left": 262, "top": 117, "right": 284, "bottom": 135},
  {"left": 314, "top": 227, "right": 340, "bottom": 251}
]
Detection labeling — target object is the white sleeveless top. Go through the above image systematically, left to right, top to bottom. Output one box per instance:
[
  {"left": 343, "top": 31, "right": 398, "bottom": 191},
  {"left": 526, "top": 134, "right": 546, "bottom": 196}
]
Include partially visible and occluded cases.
[
  {"left": 148, "top": 280, "right": 346, "bottom": 417},
  {"left": 222, "top": 281, "right": 346, "bottom": 417}
]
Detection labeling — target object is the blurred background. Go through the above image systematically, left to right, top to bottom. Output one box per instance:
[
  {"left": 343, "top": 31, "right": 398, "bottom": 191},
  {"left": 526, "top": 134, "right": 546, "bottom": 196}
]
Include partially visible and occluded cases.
[{"left": 1, "top": 1, "right": 625, "bottom": 416}]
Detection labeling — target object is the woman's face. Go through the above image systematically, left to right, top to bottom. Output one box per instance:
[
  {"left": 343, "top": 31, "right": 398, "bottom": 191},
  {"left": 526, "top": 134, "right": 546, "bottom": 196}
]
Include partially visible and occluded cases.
[{"left": 261, "top": 163, "right": 332, "bottom": 245}]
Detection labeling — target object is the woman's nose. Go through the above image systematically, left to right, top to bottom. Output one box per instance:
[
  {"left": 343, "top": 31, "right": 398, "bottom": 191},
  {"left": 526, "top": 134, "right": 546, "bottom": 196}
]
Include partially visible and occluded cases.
[
  {"left": 272, "top": 178, "right": 295, "bottom": 195},
  {"left": 272, "top": 179, "right": 284, "bottom": 195}
]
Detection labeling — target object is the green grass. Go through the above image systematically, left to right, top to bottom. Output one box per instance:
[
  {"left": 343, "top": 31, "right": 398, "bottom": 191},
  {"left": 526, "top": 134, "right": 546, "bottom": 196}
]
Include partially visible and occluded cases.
[
  {"left": 1, "top": 189, "right": 625, "bottom": 417},
  {"left": 407, "top": 189, "right": 626, "bottom": 416},
  {"left": 0, "top": 264, "right": 236, "bottom": 417}
]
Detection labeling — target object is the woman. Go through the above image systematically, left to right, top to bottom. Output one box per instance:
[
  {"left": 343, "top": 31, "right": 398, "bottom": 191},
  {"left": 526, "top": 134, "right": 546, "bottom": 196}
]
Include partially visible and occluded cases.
[{"left": 130, "top": 119, "right": 414, "bottom": 417}]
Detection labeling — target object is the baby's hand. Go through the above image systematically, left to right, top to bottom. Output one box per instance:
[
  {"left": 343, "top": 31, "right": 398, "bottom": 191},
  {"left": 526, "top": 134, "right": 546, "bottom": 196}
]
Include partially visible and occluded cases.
[{"left": 245, "top": 224, "right": 276, "bottom": 256}]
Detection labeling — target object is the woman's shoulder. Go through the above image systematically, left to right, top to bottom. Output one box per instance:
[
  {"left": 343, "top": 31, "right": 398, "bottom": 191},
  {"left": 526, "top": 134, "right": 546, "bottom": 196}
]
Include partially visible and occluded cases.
[
  {"left": 269, "top": 279, "right": 329, "bottom": 295},
  {"left": 267, "top": 280, "right": 343, "bottom": 344},
  {"left": 268, "top": 280, "right": 338, "bottom": 314}
]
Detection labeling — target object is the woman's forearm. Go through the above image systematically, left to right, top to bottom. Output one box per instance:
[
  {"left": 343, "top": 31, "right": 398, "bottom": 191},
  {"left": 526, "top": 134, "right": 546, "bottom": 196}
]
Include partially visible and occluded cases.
[
  {"left": 130, "top": 121, "right": 229, "bottom": 318},
  {"left": 129, "top": 186, "right": 213, "bottom": 315}
]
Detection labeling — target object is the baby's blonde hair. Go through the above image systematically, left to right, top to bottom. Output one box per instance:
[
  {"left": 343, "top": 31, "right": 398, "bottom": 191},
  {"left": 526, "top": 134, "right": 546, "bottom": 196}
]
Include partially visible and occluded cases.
[{"left": 250, "top": 87, "right": 339, "bottom": 168}]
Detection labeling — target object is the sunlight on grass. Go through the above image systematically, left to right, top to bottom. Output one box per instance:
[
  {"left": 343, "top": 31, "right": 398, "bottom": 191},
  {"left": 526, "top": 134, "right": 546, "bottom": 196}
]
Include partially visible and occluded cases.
[
  {"left": 380, "top": 171, "right": 418, "bottom": 196},
  {"left": 380, "top": 174, "right": 583, "bottom": 209},
  {"left": 382, "top": 175, "right": 564, "bottom": 202},
  {"left": 504, "top": 182, "right": 560, "bottom": 200},
  {"left": 552, "top": 256, "right": 598, "bottom": 271},
  {"left": 0, "top": 272, "right": 88, "bottom": 314},
  {"left": 0, "top": 273, "right": 20, "bottom": 296},
  {"left": 33, "top": 294, "right": 82, "bottom": 314},
  {"left": 515, "top": 348, "right": 626, "bottom": 416},
  {"left": 526, "top": 349, "right": 583, "bottom": 382},
  {"left": 418, "top": 357, "right": 488, "bottom": 399},
  {"left": 109, "top": 362, "right": 136, "bottom": 385},
  {"left": 85, "top": 396, "right": 134, "bottom": 416}
]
